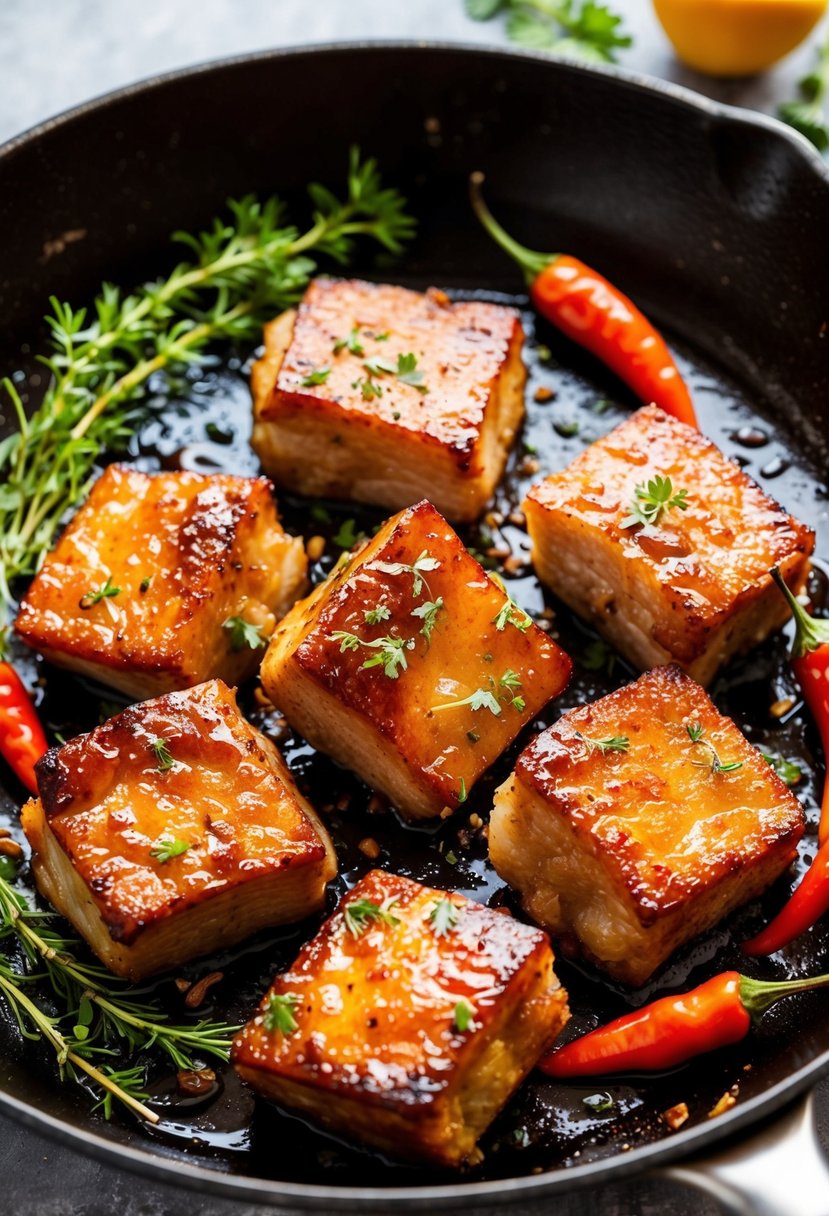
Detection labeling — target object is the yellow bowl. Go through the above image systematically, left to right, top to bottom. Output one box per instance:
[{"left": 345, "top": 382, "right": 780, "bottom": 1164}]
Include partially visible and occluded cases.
[{"left": 653, "top": 0, "right": 828, "bottom": 76}]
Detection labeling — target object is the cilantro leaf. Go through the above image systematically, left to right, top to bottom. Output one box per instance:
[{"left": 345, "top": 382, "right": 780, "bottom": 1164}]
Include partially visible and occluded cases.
[
  {"left": 621, "top": 475, "right": 690, "bottom": 529},
  {"left": 364, "top": 605, "right": 392, "bottom": 625},
  {"left": 222, "top": 615, "right": 267, "bottom": 651}
]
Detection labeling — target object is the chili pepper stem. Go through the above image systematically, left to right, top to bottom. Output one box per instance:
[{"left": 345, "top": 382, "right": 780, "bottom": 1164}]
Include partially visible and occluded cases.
[
  {"left": 468, "top": 172, "right": 554, "bottom": 284},
  {"left": 771, "top": 566, "right": 829, "bottom": 657},
  {"left": 740, "top": 971, "right": 829, "bottom": 1020}
]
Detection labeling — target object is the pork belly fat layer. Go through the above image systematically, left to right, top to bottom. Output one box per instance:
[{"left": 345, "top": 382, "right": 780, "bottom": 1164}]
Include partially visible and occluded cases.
[
  {"left": 251, "top": 277, "right": 526, "bottom": 522},
  {"left": 524, "top": 404, "right": 814, "bottom": 685},
  {"left": 15, "top": 465, "right": 307, "bottom": 698},
  {"left": 260, "top": 498, "right": 572, "bottom": 820},
  {"left": 490, "top": 665, "right": 805, "bottom": 987},
  {"left": 21, "top": 679, "right": 336, "bottom": 979},
  {"left": 232, "top": 869, "right": 569, "bottom": 1167}
]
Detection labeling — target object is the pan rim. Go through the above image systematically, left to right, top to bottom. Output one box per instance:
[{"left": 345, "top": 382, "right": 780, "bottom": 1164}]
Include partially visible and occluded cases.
[{"left": 1, "top": 37, "right": 828, "bottom": 1206}]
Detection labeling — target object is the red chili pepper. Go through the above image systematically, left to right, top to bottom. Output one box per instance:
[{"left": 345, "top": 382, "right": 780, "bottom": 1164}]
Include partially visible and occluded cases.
[
  {"left": 469, "top": 173, "right": 698, "bottom": 430},
  {"left": 0, "top": 661, "right": 48, "bottom": 795},
  {"left": 744, "top": 842, "right": 829, "bottom": 957},
  {"left": 540, "top": 970, "right": 829, "bottom": 1078}
]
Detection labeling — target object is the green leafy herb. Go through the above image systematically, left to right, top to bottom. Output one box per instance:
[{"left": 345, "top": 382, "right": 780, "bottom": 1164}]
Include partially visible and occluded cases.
[
  {"left": 465, "top": 0, "right": 631, "bottom": 65},
  {"left": 779, "top": 36, "right": 829, "bottom": 151},
  {"left": 0, "top": 149, "right": 414, "bottom": 639},
  {"left": 333, "top": 326, "right": 365, "bottom": 357},
  {"left": 374, "top": 331, "right": 390, "bottom": 341},
  {"left": 395, "top": 352, "right": 429, "bottom": 393},
  {"left": 363, "top": 356, "right": 398, "bottom": 377},
  {"left": 300, "top": 366, "right": 331, "bottom": 387},
  {"left": 351, "top": 374, "right": 383, "bottom": 400},
  {"left": 621, "top": 475, "right": 690, "bottom": 529},
  {"left": 309, "top": 503, "right": 332, "bottom": 524},
  {"left": 333, "top": 518, "right": 364, "bottom": 549},
  {"left": 372, "top": 550, "right": 440, "bottom": 598},
  {"left": 78, "top": 576, "right": 120, "bottom": 610},
  {"left": 492, "top": 588, "right": 532, "bottom": 633},
  {"left": 411, "top": 596, "right": 445, "bottom": 644},
  {"left": 364, "top": 605, "right": 391, "bottom": 625},
  {"left": 223, "top": 615, "right": 267, "bottom": 652},
  {"left": 330, "top": 630, "right": 362, "bottom": 653},
  {"left": 360, "top": 635, "right": 413, "bottom": 679},
  {"left": 580, "top": 637, "right": 617, "bottom": 676},
  {"left": 433, "top": 686, "right": 502, "bottom": 716},
  {"left": 686, "top": 723, "right": 743, "bottom": 775},
  {"left": 577, "top": 733, "right": 630, "bottom": 757},
  {"left": 150, "top": 738, "right": 175, "bottom": 772},
  {"left": 761, "top": 752, "right": 803, "bottom": 787},
  {"left": 458, "top": 777, "right": 468, "bottom": 804},
  {"left": 149, "top": 836, "right": 191, "bottom": 863},
  {"left": 0, "top": 874, "right": 237, "bottom": 1120},
  {"left": 343, "top": 897, "right": 400, "bottom": 937},
  {"left": 429, "top": 898, "right": 460, "bottom": 937},
  {"left": 263, "top": 992, "right": 301, "bottom": 1036},
  {"left": 453, "top": 998, "right": 475, "bottom": 1032},
  {"left": 583, "top": 1091, "right": 615, "bottom": 1113}
]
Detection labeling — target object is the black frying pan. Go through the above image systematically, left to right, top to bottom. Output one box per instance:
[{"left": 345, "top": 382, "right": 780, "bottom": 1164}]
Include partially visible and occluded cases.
[{"left": 1, "top": 43, "right": 828, "bottom": 1215}]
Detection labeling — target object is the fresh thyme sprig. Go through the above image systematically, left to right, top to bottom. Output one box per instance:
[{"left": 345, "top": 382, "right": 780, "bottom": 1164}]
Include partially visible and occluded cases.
[
  {"left": 465, "top": 0, "right": 632, "bottom": 65},
  {"left": 0, "top": 149, "right": 414, "bottom": 635},
  {"left": 686, "top": 722, "right": 743, "bottom": 775},
  {"left": 577, "top": 733, "right": 630, "bottom": 757},
  {"left": 0, "top": 873, "right": 238, "bottom": 1119}
]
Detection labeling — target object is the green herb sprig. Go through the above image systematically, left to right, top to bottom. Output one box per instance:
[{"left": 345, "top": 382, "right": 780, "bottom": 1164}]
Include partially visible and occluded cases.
[
  {"left": 465, "top": 0, "right": 631, "bottom": 65},
  {"left": 779, "top": 34, "right": 829, "bottom": 151},
  {"left": 0, "top": 149, "right": 414, "bottom": 639},
  {"left": 621, "top": 475, "right": 689, "bottom": 529},
  {"left": 686, "top": 722, "right": 743, "bottom": 775},
  {"left": 343, "top": 897, "right": 400, "bottom": 937}
]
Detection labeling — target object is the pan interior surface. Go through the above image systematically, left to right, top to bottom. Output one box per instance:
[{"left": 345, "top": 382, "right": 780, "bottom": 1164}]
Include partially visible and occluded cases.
[{"left": 0, "top": 43, "right": 828, "bottom": 1206}]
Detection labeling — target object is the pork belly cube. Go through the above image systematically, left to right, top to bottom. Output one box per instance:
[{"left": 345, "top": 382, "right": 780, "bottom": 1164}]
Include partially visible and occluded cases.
[
  {"left": 250, "top": 277, "right": 526, "bottom": 522},
  {"left": 524, "top": 405, "right": 814, "bottom": 686},
  {"left": 15, "top": 465, "right": 307, "bottom": 699},
  {"left": 260, "top": 499, "right": 572, "bottom": 821},
  {"left": 490, "top": 665, "right": 804, "bottom": 987},
  {"left": 20, "top": 680, "right": 336, "bottom": 980},
  {"left": 232, "top": 868, "right": 568, "bottom": 1167}
]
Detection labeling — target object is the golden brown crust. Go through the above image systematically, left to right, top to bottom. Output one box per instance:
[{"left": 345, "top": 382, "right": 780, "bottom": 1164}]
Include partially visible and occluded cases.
[
  {"left": 250, "top": 278, "right": 526, "bottom": 522},
  {"left": 524, "top": 405, "right": 814, "bottom": 683},
  {"left": 14, "top": 465, "right": 307, "bottom": 697},
  {"left": 261, "top": 499, "right": 572, "bottom": 819},
  {"left": 490, "top": 666, "right": 805, "bottom": 986},
  {"left": 22, "top": 680, "right": 336, "bottom": 975},
  {"left": 232, "top": 869, "right": 569, "bottom": 1166}
]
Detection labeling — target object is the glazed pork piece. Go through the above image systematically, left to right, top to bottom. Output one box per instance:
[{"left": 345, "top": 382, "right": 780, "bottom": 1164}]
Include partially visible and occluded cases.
[
  {"left": 250, "top": 277, "right": 526, "bottom": 522},
  {"left": 524, "top": 405, "right": 814, "bottom": 686},
  {"left": 15, "top": 465, "right": 307, "bottom": 699},
  {"left": 260, "top": 498, "right": 572, "bottom": 820},
  {"left": 489, "top": 666, "right": 805, "bottom": 987},
  {"left": 21, "top": 680, "right": 336, "bottom": 980},
  {"left": 232, "top": 868, "right": 569, "bottom": 1167}
]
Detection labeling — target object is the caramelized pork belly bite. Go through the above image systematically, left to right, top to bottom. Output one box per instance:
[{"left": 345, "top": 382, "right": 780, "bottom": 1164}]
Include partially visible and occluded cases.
[
  {"left": 250, "top": 277, "right": 526, "bottom": 522},
  {"left": 524, "top": 405, "right": 814, "bottom": 686},
  {"left": 15, "top": 465, "right": 307, "bottom": 699},
  {"left": 260, "top": 499, "right": 572, "bottom": 821},
  {"left": 489, "top": 666, "right": 804, "bottom": 987},
  {"left": 21, "top": 680, "right": 336, "bottom": 980},
  {"left": 233, "top": 868, "right": 568, "bottom": 1167}
]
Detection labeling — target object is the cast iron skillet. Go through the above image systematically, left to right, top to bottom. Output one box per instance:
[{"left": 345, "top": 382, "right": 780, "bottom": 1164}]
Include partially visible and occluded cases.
[{"left": 1, "top": 42, "right": 828, "bottom": 1215}]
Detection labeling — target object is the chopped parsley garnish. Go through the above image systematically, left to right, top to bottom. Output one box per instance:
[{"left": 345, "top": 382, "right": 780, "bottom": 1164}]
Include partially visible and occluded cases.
[
  {"left": 333, "top": 326, "right": 365, "bottom": 357},
  {"left": 395, "top": 352, "right": 428, "bottom": 393},
  {"left": 363, "top": 356, "right": 397, "bottom": 377},
  {"left": 300, "top": 366, "right": 331, "bottom": 387},
  {"left": 351, "top": 374, "right": 383, "bottom": 400},
  {"left": 621, "top": 475, "right": 690, "bottom": 529},
  {"left": 333, "top": 518, "right": 364, "bottom": 549},
  {"left": 372, "top": 550, "right": 440, "bottom": 597},
  {"left": 79, "top": 576, "right": 121, "bottom": 609},
  {"left": 492, "top": 594, "right": 532, "bottom": 633},
  {"left": 411, "top": 596, "right": 444, "bottom": 644},
  {"left": 364, "top": 605, "right": 391, "bottom": 625},
  {"left": 223, "top": 615, "right": 267, "bottom": 651},
  {"left": 329, "top": 631, "right": 413, "bottom": 679},
  {"left": 433, "top": 670, "right": 525, "bottom": 716},
  {"left": 686, "top": 723, "right": 743, "bottom": 774},
  {"left": 577, "top": 733, "right": 630, "bottom": 757},
  {"left": 150, "top": 738, "right": 175, "bottom": 772},
  {"left": 761, "top": 752, "right": 803, "bottom": 787},
  {"left": 150, "top": 836, "right": 190, "bottom": 863},
  {"left": 343, "top": 897, "right": 400, "bottom": 937},
  {"left": 429, "top": 898, "right": 460, "bottom": 937},
  {"left": 263, "top": 992, "right": 301, "bottom": 1036},
  {"left": 453, "top": 998, "right": 475, "bottom": 1033}
]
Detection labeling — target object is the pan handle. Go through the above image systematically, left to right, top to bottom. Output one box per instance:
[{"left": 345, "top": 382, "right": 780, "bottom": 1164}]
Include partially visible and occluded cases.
[{"left": 658, "top": 1089, "right": 829, "bottom": 1216}]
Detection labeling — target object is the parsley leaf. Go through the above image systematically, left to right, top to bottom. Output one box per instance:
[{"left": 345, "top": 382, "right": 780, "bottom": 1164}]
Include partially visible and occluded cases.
[
  {"left": 467, "top": 0, "right": 631, "bottom": 65},
  {"left": 333, "top": 326, "right": 365, "bottom": 357},
  {"left": 395, "top": 352, "right": 428, "bottom": 393},
  {"left": 300, "top": 366, "right": 331, "bottom": 387},
  {"left": 351, "top": 375, "right": 383, "bottom": 400},
  {"left": 621, "top": 475, "right": 690, "bottom": 529},
  {"left": 333, "top": 518, "right": 364, "bottom": 549},
  {"left": 372, "top": 550, "right": 440, "bottom": 597},
  {"left": 79, "top": 576, "right": 120, "bottom": 609},
  {"left": 493, "top": 594, "right": 532, "bottom": 633},
  {"left": 411, "top": 596, "right": 444, "bottom": 644},
  {"left": 364, "top": 605, "right": 391, "bottom": 625},
  {"left": 222, "top": 615, "right": 267, "bottom": 652},
  {"left": 329, "top": 630, "right": 361, "bottom": 652},
  {"left": 360, "top": 635, "right": 413, "bottom": 679},
  {"left": 433, "top": 686, "right": 502, "bottom": 716},
  {"left": 150, "top": 738, "right": 175, "bottom": 772},
  {"left": 761, "top": 752, "right": 803, "bottom": 787},
  {"left": 150, "top": 836, "right": 190, "bottom": 863},
  {"left": 343, "top": 897, "right": 400, "bottom": 937},
  {"left": 429, "top": 898, "right": 460, "bottom": 937},
  {"left": 263, "top": 992, "right": 301, "bottom": 1036},
  {"left": 453, "top": 998, "right": 476, "bottom": 1033}
]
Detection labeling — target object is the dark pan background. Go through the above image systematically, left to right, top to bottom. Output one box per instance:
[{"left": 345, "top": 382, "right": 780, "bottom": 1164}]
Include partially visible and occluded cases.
[{"left": 1, "top": 29, "right": 829, "bottom": 1216}]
